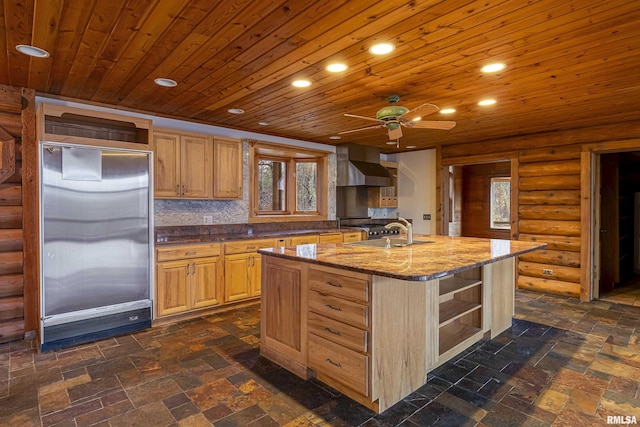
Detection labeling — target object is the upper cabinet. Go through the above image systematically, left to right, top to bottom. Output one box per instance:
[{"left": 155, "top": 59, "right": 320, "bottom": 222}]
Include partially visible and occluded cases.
[
  {"left": 153, "top": 129, "right": 243, "bottom": 200},
  {"left": 213, "top": 137, "right": 243, "bottom": 199}
]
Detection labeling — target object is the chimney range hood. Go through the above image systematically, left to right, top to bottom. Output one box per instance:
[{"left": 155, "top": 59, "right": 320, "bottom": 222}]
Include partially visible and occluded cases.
[{"left": 336, "top": 143, "right": 393, "bottom": 187}]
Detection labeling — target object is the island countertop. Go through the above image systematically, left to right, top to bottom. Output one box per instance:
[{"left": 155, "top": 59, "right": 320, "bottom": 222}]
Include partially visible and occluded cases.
[{"left": 258, "top": 235, "right": 546, "bottom": 281}]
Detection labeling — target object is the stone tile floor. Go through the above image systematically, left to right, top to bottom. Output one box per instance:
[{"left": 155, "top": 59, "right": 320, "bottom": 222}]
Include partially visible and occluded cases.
[{"left": 1, "top": 290, "right": 640, "bottom": 426}]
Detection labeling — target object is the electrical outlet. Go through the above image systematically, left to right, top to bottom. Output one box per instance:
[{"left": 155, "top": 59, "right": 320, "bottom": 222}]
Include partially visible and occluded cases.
[
  {"left": 423, "top": 214, "right": 431, "bottom": 220},
  {"left": 203, "top": 215, "right": 213, "bottom": 224},
  {"left": 542, "top": 269, "right": 553, "bottom": 276}
]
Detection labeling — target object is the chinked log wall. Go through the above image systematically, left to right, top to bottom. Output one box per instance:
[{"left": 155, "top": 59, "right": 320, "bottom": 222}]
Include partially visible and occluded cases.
[
  {"left": 0, "top": 84, "right": 35, "bottom": 343},
  {"left": 440, "top": 122, "right": 640, "bottom": 300}
]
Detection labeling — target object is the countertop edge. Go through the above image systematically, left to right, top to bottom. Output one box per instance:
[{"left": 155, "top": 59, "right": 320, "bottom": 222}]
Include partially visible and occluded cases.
[{"left": 258, "top": 242, "right": 546, "bottom": 281}]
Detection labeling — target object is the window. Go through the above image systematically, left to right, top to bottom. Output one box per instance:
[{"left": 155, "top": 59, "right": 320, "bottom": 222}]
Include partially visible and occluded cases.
[
  {"left": 250, "top": 142, "right": 328, "bottom": 221},
  {"left": 490, "top": 177, "right": 511, "bottom": 229}
]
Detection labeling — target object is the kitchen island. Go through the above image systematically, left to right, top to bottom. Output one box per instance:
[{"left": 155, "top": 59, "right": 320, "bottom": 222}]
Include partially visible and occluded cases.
[{"left": 258, "top": 235, "right": 545, "bottom": 413}]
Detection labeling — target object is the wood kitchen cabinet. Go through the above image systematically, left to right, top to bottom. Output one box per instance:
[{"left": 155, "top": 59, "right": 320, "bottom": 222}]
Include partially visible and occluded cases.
[
  {"left": 154, "top": 130, "right": 213, "bottom": 199},
  {"left": 154, "top": 130, "right": 243, "bottom": 200},
  {"left": 213, "top": 137, "right": 243, "bottom": 199},
  {"left": 224, "top": 239, "right": 277, "bottom": 302},
  {"left": 156, "top": 244, "right": 223, "bottom": 318}
]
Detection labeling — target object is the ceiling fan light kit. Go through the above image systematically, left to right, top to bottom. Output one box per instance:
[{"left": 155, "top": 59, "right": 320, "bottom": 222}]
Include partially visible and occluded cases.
[{"left": 340, "top": 95, "right": 456, "bottom": 143}]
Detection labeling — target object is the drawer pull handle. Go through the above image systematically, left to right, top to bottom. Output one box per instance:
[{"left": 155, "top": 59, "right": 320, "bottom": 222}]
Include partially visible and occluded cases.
[
  {"left": 248, "top": 245, "right": 257, "bottom": 250},
  {"left": 185, "top": 251, "right": 196, "bottom": 255},
  {"left": 325, "top": 281, "right": 342, "bottom": 288},
  {"left": 325, "top": 304, "right": 342, "bottom": 312},
  {"left": 324, "top": 327, "right": 341, "bottom": 336},
  {"left": 325, "top": 358, "right": 342, "bottom": 368}
]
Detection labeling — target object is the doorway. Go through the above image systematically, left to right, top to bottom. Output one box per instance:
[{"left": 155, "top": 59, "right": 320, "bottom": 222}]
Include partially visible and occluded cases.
[{"left": 598, "top": 152, "right": 640, "bottom": 304}]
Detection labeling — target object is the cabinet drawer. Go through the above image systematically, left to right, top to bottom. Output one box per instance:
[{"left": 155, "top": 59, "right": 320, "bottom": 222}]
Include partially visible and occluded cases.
[
  {"left": 342, "top": 232, "right": 363, "bottom": 242},
  {"left": 318, "top": 233, "right": 342, "bottom": 243},
  {"left": 289, "top": 234, "right": 319, "bottom": 245},
  {"left": 224, "top": 239, "right": 277, "bottom": 254},
  {"left": 157, "top": 243, "right": 221, "bottom": 261},
  {"left": 308, "top": 267, "right": 369, "bottom": 302},
  {"left": 308, "top": 290, "right": 368, "bottom": 329},
  {"left": 308, "top": 312, "right": 367, "bottom": 353},
  {"left": 308, "top": 334, "right": 369, "bottom": 396}
]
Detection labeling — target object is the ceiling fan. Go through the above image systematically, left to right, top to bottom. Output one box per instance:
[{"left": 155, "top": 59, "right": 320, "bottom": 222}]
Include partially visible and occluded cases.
[{"left": 339, "top": 95, "right": 456, "bottom": 141}]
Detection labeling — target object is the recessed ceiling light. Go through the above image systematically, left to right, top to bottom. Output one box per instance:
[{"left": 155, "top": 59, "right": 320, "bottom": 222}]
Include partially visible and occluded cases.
[
  {"left": 369, "top": 43, "right": 395, "bottom": 55},
  {"left": 16, "top": 44, "right": 50, "bottom": 58},
  {"left": 326, "top": 63, "right": 347, "bottom": 73},
  {"left": 481, "top": 63, "right": 506, "bottom": 73},
  {"left": 154, "top": 78, "right": 177, "bottom": 87},
  {"left": 292, "top": 79, "right": 311, "bottom": 88},
  {"left": 478, "top": 99, "right": 497, "bottom": 106},
  {"left": 227, "top": 108, "right": 245, "bottom": 114},
  {"left": 440, "top": 108, "right": 456, "bottom": 114},
  {"left": 258, "top": 121, "right": 269, "bottom": 126},
  {"left": 329, "top": 136, "right": 341, "bottom": 140},
  {"left": 386, "top": 141, "right": 396, "bottom": 145},
  {"left": 406, "top": 145, "right": 416, "bottom": 149}
]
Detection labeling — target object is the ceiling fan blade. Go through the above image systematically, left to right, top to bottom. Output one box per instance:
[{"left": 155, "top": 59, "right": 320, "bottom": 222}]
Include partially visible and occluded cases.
[
  {"left": 400, "top": 103, "right": 439, "bottom": 120},
  {"left": 344, "top": 113, "right": 383, "bottom": 123},
  {"left": 409, "top": 120, "right": 456, "bottom": 130},
  {"left": 338, "top": 124, "right": 386, "bottom": 135},
  {"left": 388, "top": 126, "right": 403, "bottom": 140}
]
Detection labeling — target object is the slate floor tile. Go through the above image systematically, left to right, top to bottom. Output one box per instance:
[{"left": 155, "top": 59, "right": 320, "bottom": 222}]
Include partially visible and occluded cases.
[{"left": 5, "top": 290, "right": 640, "bottom": 425}]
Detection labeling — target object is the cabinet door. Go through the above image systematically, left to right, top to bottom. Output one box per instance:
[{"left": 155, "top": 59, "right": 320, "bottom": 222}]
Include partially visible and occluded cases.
[
  {"left": 154, "top": 132, "right": 181, "bottom": 197},
  {"left": 181, "top": 134, "right": 213, "bottom": 199},
  {"left": 213, "top": 138, "right": 243, "bottom": 199},
  {"left": 224, "top": 253, "right": 252, "bottom": 302},
  {"left": 251, "top": 254, "right": 262, "bottom": 296},
  {"left": 191, "top": 256, "right": 223, "bottom": 309},
  {"left": 156, "top": 259, "right": 190, "bottom": 316}
]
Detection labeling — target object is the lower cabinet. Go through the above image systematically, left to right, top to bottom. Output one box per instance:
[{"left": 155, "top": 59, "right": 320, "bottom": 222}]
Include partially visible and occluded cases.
[
  {"left": 223, "top": 238, "right": 277, "bottom": 303},
  {"left": 156, "top": 244, "right": 223, "bottom": 318}
]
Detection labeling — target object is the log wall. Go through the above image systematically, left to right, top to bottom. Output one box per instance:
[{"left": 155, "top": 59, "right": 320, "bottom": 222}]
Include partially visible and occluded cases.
[
  {"left": 0, "top": 84, "right": 33, "bottom": 343},
  {"left": 440, "top": 123, "right": 640, "bottom": 300}
]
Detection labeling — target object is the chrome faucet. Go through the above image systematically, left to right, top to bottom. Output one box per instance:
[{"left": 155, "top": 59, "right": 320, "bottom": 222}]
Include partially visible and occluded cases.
[{"left": 384, "top": 217, "right": 413, "bottom": 245}]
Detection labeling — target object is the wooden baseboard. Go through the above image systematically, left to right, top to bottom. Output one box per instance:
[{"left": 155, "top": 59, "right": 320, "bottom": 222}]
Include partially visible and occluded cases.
[
  {"left": 152, "top": 299, "right": 259, "bottom": 326},
  {"left": 260, "top": 345, "right": 309, "bottom": 379}
]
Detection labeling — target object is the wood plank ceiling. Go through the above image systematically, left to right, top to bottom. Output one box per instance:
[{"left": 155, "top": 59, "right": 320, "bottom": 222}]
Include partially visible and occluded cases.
[{"left": 1, "top": 0, "right": 639, "bottom": 153}]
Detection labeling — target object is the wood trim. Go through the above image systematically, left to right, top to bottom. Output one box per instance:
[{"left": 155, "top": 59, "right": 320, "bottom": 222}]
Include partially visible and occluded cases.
[
  {"left": 21, "top": 88, "right": 38, "bottom": 336},
  {"left": 41, "top": 103, "right": 151, "bottom": 129},
  {"left": 0, "top": 127, "right": 15, "bottom": 184},
  {"left": 41, "top": 133, "right": 150, "bottom": 151},
  {"left": 581, "top": 138, "right": 640, "bottom": 154},
  {"left": 435, "top": 146, "right": 445, "bottom": 235},
  {"left": 442, "top": 151, "right": 517, "bottom": 167},
  {"left": 580, "top": 151, "right": 593, "bottom": 301}
]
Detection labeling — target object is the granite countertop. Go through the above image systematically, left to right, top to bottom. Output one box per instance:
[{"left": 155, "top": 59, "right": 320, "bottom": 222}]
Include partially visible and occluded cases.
[
  {"left": 155, "top": 228, "right": 359, "bottom": 245},
  {"left": 258, "top": 235, "right": 546, "bottom": 281}
]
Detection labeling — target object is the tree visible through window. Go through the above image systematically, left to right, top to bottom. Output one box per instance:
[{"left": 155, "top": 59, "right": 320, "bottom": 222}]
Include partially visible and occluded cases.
[
  {"left": 251, "top": 142, "right": 327, "bottom": 220},
  {"left": 258, "top": 159, "right": 286, "bottom": 212},
  {"left": 296, "top": 162, "right": 317, "bottom": 212},
  {"left": 490, "top": 177, "right": 511, "bottom": 229}
]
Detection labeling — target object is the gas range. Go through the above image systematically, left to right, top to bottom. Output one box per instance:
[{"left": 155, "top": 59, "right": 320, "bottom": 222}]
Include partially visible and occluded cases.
[{"left": 357, "top": 223, "right": 401, "bottom": 240}]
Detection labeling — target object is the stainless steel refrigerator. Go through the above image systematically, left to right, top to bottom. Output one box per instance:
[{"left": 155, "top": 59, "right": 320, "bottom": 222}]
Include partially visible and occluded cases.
[{"left": 39, "top": 142, "right": 153, "bottom": 351}]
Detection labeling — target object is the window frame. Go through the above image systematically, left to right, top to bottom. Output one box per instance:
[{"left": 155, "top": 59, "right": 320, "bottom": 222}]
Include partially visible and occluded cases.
[
  {"left": 249, "top": 141, "right": 329, "bottom": 222},
  {"left": 490, "top": 176, "right": 511, "bottom": 230}
]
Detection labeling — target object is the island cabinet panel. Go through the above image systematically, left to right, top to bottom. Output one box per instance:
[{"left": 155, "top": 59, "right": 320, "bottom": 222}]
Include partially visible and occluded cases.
[
  {"left": 260, "top": 256, "right": 308, "bottom": 378},
  {"left": 371, "top": 275, "right": 437, "bottom": 412}
]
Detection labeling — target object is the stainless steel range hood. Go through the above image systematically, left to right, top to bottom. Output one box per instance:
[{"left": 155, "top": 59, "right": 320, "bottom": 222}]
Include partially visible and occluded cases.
[{"left": 336, "top": 143, "right": 393, "bottom": 187}]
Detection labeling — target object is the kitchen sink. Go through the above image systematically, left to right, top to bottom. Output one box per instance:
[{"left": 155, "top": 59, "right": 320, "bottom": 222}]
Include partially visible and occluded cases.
[{"left": 345, "top": 238, "right": 435, "bottom": 248}]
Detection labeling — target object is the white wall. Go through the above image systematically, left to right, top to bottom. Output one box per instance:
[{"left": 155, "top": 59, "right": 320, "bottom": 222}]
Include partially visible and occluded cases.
[{"left": 397, "top": 149, "right": 437, "bottom": 235}]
